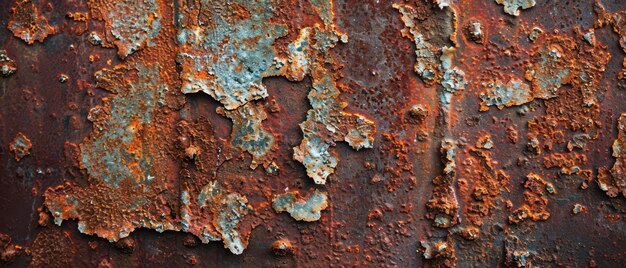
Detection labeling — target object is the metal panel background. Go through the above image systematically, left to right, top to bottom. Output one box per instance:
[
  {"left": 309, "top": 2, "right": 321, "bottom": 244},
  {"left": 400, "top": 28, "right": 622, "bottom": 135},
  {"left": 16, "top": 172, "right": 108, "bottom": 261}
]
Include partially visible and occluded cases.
[{"left": 0, "top": 0, "right": 625, "bottom": 267}]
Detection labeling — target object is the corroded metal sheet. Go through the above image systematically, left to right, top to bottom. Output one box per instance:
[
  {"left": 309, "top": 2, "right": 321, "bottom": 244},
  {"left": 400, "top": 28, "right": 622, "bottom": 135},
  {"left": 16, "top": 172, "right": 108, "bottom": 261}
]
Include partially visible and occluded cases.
[{"left": 1, "top": 0, "right": 626, "bottom": 267}]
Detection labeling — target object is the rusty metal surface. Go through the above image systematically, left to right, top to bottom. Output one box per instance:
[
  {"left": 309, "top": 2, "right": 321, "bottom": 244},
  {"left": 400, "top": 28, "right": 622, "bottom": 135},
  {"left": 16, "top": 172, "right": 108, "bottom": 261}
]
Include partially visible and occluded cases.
[{"left": 1, "top": 0, "right": 626, "bottom": 267}]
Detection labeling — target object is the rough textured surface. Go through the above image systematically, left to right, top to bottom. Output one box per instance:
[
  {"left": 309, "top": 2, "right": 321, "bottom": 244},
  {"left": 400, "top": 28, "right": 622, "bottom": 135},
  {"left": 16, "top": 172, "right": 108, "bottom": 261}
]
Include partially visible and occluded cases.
[
  {"left": 1, "top": 0, "right": 626, "bottom": 267},
  {"left": 7, "top": 0, "right": 57, "bottom": 44},
  {"left": 88, "top": 0, "right": 161, "bottom": 58},
  {"left": 175, "top": 0, "right": 284, "bottom": 110},
  {"left": 495, "top": 0, "right": 536, "bottom": 16},
  {"left": 0, "top": 50, "right": 17, "bottom": 77},
  {"left": 217, "top": 102, "right": 275, "bottom": 170},
  {"left": 598, "top": 113, "right": 626, "bottom": 198},
  {"left": 9, "top": 132, "right": 32, "bottom": 161},
  {"left": 272, "top": 190, "right": 328, "bottom": 221}
]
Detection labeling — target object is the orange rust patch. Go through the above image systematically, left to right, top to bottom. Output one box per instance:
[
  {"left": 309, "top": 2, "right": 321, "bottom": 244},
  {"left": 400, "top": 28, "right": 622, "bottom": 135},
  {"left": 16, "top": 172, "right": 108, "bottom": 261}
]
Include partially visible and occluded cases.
[{"left": 7, "top": 0, "right": 57, "bottom": 44}]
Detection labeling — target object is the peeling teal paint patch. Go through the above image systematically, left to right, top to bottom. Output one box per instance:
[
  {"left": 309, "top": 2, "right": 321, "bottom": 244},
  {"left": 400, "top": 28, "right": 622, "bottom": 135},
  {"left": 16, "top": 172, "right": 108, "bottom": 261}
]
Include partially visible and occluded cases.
[
  {"left": 93, "top": 0, "right": 162, "bottom": 58},
  {"left": 176, "top": 0, "right": 287, "bottom": 110},
  {"left": 495, "top": 0, "right": 536, "bottom": 16},
  {"left": 394, "top": 2, "right": 464, "bottom": 125},
  {"left": 393, "top": 3, "right": 442, "bottom": 82},
  {"left": 292, "top": 25, "right": 375, "bottom": 184},
  {"left": 529, "top": 45, "right": 572, "bottom": 100},
  {"left": 81, "top": 63, "right": 167, "bottom": 187},
  {"left": 480, "top": 79, "right": 533, "bottom": 110},
  {"left": 218, "top": 102, "right": 274, "bottom": 169},
  {"left": 294, "top": 133, "right": 338, "bottom": 184},
  {"left": 195, "top": 181, "right": 251, "bottom": 254},
  {"left": 273, "top": 190, "right": 328, "bottom": 222}
]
